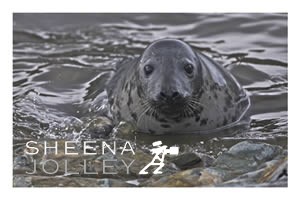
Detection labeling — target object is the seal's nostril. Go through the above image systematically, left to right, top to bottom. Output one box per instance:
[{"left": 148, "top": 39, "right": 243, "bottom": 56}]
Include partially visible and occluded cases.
[
  {"left": 160, "top": 92, "right": 167, "bottom": 98},
  {"left": 172, "top": 92, "right": 180, "bottom": 99}
]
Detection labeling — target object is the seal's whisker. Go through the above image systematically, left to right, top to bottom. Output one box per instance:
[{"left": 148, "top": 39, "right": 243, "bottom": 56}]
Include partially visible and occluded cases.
[
  {"left": 189, "top": 99, "right": 208, "bottom": 109},
  {"left": 189, "top": 99, "right": 205, "bottom": 105},
  {"left": 130, "top": 101, "right": 146, "bottom": 114},
  {"left": 187, "top": 103, "right": 198, "bottom": 111},
  {"left": 137, "top": 104, "right": 152, "bottom": 127},
  {"left": 185, "top": 104, "right": 196, "bottom": 117},
  {"left": 182, "top": 105, "right": 190, "bottom": 118},
  {"left": 147, "top": 106, "right": 156, "bottom": 132}
]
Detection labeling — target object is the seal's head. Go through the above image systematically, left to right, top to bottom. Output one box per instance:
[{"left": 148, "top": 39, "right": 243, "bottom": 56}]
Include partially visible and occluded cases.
[
  {"left": 107, "top": 38, "right": 250, "bottom": 134},
  {"left": 137, "top": 39, "right": 202, "bottom": 116}
]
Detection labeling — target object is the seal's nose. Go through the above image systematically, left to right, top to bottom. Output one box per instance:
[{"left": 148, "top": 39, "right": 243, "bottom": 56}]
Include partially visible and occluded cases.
[{"left": 158, "top": 91, "right": 183, "bottom": 101}]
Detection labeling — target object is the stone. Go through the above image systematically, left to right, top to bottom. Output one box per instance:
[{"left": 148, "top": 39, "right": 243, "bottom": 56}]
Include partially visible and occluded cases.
[
  {"left": 213, "top": 141, "right": 285, "bottom": 181},
  {"left": 169, "top": 152, "right": 202, "bottom": 170},
  {"left": 142, "top": 168, "right": 222, "bottom": 187},
  {"left": 13, "top": 175, "right": 32, "bottom": 187}
]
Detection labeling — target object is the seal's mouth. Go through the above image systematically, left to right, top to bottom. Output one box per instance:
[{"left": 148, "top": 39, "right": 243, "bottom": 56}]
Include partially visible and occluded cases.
[
  {"left": 147, "top": 96, "right": 205, "bottom": 119},
  {"left": 153, "top": 100, "right": 186, "bottom": 116}
]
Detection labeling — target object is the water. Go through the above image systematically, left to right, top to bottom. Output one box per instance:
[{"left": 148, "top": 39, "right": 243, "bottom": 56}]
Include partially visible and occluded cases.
[{"left": 13, "top": 13, "right": 287, "bottom": 157}]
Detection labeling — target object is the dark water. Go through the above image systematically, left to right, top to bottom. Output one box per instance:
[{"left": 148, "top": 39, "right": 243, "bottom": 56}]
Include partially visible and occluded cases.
[{"left": 13, "top": 13, "right": 287, "bottom": 156}]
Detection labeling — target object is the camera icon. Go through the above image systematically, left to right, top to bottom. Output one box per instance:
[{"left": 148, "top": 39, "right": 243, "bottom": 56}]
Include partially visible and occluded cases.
[{"left": 166, "top": 146, "right": 179, "bottom": 155}]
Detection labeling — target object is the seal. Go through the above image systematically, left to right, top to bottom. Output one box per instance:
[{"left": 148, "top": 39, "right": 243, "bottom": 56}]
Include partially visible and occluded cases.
[{"left": 106, "top": 39, "right": 250, "bottom": 134}]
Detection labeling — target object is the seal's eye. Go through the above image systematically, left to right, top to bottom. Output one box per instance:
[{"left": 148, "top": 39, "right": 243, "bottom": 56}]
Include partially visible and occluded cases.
[
  {"left": 184, "top": 64, "right": 194, "bottom": 76},
  {"left": 144, "top": 65, "right": 154, "bottom": 76}
]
